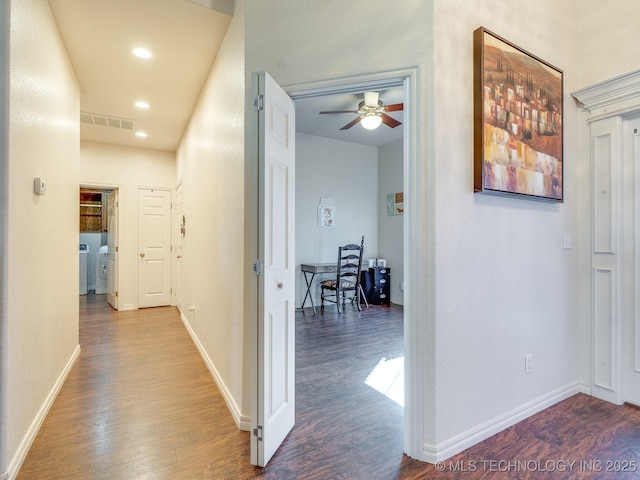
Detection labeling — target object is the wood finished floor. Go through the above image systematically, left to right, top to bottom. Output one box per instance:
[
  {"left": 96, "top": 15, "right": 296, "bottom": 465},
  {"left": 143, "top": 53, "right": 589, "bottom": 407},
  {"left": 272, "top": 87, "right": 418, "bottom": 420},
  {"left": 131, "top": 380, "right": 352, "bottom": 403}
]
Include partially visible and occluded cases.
[{"left": 17, "top": 295, "right": 640, "bottom": 479}]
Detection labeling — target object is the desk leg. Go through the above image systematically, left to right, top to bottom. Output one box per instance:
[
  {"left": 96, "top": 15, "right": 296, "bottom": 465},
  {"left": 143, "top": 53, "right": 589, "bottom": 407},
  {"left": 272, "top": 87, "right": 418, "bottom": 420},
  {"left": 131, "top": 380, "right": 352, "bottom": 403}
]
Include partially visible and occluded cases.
[
  {"left": 301, "top": 271, "right": 317, "bottom": 314},
  {"left": 359, "top": 284, "right": 369, "bottom": 308}
]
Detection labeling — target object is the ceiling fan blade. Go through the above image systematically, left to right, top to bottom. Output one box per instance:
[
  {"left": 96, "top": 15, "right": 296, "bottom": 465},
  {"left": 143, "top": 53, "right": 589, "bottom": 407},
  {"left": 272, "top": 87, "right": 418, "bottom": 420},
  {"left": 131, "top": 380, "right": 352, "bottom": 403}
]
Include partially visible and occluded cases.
[
  {"left": 383, "top": 103, "right": 404, "bottom": 112},
  {"left": 319, "top": 110, "right": 359, "bottom": 114},
  {"left": 380, "top": 114, "right": 402, "bottom": 128},
  {"left": 340, "top": 117, "right": 363, "bottom": 130}
]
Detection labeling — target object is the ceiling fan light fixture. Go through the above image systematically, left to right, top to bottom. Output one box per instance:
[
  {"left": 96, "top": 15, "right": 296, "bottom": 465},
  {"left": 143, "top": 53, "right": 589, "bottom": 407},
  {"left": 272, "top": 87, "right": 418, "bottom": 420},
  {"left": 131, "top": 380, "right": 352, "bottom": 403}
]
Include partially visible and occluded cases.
[
  {"left": 363, "top": 91, "right": 379, "bottom": 107},
  {"left": 360, "top": 114, "right": 382, "bottom": 130}
]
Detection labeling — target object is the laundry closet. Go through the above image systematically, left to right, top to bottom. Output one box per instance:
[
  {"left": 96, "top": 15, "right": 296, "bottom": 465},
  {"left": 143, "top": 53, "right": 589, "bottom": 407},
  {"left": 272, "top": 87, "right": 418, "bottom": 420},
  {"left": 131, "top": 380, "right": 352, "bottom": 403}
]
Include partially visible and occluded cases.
[{"left": 79, "top": 188, "right": 111, "bottom": 295}]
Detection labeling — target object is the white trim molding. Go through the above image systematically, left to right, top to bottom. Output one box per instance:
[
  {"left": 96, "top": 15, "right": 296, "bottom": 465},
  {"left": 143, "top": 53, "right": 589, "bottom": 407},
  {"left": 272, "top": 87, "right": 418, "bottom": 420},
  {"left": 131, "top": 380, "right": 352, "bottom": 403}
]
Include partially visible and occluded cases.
[
  {"left": 572, "top": 68, "right": 640, "bottom": 122},
  {"left": 180, "top": 312, "right": 251, "bottom": 431},
  {"left": 422, "top": 383, "right": 582, "bottom": 463}
]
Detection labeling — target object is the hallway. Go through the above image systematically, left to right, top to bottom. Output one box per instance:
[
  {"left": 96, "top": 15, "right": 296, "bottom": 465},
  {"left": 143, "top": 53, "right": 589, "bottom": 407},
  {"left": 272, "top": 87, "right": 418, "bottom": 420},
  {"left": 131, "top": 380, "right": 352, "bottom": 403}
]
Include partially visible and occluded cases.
[{"left": 18, "top": 295, "right": 251, "bottom": 479}]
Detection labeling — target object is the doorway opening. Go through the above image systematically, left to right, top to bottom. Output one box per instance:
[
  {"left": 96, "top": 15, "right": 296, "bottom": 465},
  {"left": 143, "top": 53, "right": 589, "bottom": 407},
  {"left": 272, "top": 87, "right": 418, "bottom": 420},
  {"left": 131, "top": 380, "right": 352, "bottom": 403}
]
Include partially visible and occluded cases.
[
  {"left": 286, "top": 67, "right": 421, "bottom": 458},
  {"left": 79, "top": 185, "right": 119, "bottom": 310}
]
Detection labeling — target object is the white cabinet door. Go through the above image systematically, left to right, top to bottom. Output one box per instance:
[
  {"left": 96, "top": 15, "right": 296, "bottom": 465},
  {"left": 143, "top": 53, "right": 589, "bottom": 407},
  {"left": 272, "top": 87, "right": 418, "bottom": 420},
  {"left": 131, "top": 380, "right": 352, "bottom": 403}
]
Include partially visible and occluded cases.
[{"left": 251, "top": 71, "right": 296, "bottom": 467}]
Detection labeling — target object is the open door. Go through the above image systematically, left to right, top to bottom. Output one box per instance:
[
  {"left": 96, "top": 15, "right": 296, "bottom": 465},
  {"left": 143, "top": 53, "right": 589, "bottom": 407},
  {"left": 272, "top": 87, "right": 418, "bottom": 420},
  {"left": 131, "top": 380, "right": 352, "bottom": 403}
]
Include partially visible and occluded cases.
[
  {"left": 251, "top": 71, "right": 296, "bottom": 467},
  {"left": 107, "top": 188, "right": 119, "bottom": 309}
]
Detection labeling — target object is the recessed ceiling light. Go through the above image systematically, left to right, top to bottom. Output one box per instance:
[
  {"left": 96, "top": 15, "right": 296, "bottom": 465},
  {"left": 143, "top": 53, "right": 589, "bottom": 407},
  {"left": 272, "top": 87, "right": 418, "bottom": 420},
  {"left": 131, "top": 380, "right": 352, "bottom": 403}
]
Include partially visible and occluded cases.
[
  {"left": 132, "top": 47, "right": 152, "bottom": 59},
  {"left": 134, "top": 101, "right": 150, "bottom": 109},
  {"left": 135, "top": 131, "right": 148, "bottom": 138}
]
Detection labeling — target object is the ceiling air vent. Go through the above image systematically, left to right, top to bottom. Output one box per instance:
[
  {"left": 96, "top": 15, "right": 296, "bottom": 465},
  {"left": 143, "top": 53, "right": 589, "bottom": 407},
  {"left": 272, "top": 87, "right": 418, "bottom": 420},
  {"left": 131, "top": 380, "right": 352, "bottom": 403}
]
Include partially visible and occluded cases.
[{"left": 80, "top": 112, "right": 136, "bottom": 131}]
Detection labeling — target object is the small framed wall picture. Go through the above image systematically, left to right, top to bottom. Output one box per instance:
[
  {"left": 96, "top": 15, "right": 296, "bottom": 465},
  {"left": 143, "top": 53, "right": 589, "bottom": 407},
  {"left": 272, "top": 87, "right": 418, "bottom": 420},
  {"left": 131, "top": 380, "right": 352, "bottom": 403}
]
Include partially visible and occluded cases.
[
  {"left": 387, "top": 192, "right": 404, "bottom": 216},
  {"left": 317, "top": 198, "right": 336, "bottom": 230}
]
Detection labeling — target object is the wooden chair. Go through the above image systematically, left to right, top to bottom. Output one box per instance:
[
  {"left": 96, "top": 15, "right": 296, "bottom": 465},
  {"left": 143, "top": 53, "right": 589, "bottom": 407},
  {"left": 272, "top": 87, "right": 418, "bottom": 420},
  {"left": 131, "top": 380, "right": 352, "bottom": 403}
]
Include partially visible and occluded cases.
[{"left": 320, "top": 236, "right": 364, "bottom": 313}]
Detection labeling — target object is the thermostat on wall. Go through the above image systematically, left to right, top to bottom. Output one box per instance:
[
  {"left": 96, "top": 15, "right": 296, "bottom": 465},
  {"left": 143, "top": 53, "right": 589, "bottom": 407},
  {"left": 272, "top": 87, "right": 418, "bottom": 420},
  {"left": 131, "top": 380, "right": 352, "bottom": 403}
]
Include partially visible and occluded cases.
[{"left": 34, "top": 177, "right": 47, "bottom": 195}]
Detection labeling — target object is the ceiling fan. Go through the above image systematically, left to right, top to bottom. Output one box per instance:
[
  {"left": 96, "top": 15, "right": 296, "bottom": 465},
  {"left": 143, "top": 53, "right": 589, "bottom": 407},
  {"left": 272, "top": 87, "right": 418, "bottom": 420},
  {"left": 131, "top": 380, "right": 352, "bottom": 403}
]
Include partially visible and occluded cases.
[{"left": 319, "top": 91, "right": 404, "bottom": 131}]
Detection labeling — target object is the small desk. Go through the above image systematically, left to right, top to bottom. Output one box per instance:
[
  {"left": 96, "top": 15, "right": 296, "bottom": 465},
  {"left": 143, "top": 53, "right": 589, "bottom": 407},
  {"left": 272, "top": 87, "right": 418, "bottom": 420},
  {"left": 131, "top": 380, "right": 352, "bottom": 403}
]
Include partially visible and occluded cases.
[{"left": 300, "top": 263, "right": 368, "bottom": 314}]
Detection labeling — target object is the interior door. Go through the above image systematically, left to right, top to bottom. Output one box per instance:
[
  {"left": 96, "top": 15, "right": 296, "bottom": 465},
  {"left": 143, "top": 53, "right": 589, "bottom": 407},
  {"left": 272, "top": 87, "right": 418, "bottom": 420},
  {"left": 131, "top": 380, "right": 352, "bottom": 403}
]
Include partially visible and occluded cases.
[
  {"left": 251, "top": 71, "right": 296, "bottom": 467},
  {"left": 625, "top": 115, "right": 640, "bottom": 405},
  {"left": 174, "top": 181, "right": 184, "bottom": 311},
  {"left": 107, "top": 188, "right": 119, "bottom": 309},
  {"left": 138, "top": 188, "right": 172, "bottom": 308}
]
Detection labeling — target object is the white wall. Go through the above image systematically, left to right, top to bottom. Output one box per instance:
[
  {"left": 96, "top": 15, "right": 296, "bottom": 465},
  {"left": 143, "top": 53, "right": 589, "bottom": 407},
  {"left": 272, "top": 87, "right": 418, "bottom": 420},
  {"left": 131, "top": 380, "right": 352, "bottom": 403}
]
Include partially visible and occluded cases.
[
  {"left": 1, "top": 0, "right": 80, "bottom": 476},
  {"left": 246, "top": 0, "right": 587, "bottom": 461},
  {"left": 430, "top": 0, "right": 583, "bottom": 453},
  {"left": 576, "top": 0, "right": 640, "bottom": 88},
  {"left": 176, "top": 2, "right": 247, "bottom": 427},
  {"left": 295, "top": 133, "right": 379, "bottom": 308},
  {"left": 378, "top": 139, "right": 404, "bottom": 305},
  {"left": 79, "top": 141, "right": 176, "bottom": 310}
]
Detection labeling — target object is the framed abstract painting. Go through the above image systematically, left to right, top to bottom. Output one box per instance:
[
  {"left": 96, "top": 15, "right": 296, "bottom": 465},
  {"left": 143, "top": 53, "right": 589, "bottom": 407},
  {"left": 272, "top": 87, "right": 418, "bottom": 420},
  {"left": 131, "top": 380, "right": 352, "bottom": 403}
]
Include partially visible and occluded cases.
[{"left": 473, "top": 27, "right": 563, "bottom": 202}]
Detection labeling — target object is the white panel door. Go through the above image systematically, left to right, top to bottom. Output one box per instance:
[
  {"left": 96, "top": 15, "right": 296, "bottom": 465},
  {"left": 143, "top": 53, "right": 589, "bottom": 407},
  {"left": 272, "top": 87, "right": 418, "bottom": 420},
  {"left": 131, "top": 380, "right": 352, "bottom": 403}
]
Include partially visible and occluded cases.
[
  {"left": 251, "top": 71, "right": 296, "bottom": 467},
  {"left": 625, "top": 116, "right": 640, "bottom": 405},
  {"left": 590, "top": 117, "right": 621, "bottom": 404},
  {"left": 174, "top": 181, "right": 184, "bottom": 311},
  {"left": 107, "top": 188, "right": 119, "bottom": 310},
  {"left": 138, "top": 188, "right": 172, "bottom": 308}
]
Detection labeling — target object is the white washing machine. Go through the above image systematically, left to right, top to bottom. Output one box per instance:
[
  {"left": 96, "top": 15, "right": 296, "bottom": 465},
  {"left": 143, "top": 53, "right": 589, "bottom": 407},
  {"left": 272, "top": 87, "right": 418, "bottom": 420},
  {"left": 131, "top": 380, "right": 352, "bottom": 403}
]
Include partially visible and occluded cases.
[
  {"left": 79, "top": 243, "right": 89, "bottom": 295},
  {"left": 95, "top": 245, "right": 108, "bottom": 294}
]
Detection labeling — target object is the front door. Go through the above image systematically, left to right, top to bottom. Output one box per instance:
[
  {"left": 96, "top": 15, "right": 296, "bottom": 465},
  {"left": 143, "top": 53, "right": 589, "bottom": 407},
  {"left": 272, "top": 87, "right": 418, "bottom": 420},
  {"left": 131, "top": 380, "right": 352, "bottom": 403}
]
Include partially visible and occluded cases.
[
  {"left": 251, "top": 71, "right": 296, "bottom": 467},
  {"left": 138, "top": 188, "right": 172, "bottom": 308}
]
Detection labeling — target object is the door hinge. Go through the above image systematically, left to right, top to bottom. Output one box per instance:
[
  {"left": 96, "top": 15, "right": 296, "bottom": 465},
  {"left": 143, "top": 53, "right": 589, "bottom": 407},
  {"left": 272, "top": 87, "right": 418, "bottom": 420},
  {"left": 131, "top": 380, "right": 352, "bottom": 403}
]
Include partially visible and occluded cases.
[
  {"left": 254, "top": 94, "right": 264, "bottom": 111},
  {"left": 115, "top": 246, "right": 119, "bottom": 253},
  {"left": 253, "top": 259, "right": 264, "bottom": 276},
  {"left": 115, "top": 291, "right": 118, "bottom": 297},
  {"left": 253, "top": 425, "right": 263, "bottom": 441}
]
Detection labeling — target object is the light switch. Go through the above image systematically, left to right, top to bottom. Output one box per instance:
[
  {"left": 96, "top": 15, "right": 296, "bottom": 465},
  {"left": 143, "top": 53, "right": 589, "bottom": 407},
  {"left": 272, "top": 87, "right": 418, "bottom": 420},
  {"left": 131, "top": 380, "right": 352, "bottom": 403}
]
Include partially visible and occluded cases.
[{"left": 563, "top": 233, "right": 572, "bottom": 250}]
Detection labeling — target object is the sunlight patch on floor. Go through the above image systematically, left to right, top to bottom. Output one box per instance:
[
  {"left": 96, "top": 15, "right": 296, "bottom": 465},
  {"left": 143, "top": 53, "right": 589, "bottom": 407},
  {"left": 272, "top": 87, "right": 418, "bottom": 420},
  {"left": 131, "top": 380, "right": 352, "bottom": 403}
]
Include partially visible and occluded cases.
[{"left": 365, "top": 356, "right": 404, "bottom": 406}]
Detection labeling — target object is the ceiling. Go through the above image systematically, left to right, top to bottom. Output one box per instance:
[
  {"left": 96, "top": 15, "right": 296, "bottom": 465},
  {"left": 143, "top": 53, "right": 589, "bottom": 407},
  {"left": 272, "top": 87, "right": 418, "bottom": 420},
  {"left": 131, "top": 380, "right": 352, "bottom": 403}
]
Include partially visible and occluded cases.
[
  {"left": 48, "top": 0, "right": 403, "bottom": 152},
  {"left": 294, "top": 88, "right": 404, "bottom": 148}
]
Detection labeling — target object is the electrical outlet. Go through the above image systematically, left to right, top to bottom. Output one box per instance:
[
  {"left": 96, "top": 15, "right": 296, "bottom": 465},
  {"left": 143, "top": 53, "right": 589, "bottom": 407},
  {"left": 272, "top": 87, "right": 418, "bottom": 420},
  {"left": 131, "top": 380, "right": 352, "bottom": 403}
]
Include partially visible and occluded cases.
[{"left": 525, "top": 354, "right": 533, "bottom": 374}]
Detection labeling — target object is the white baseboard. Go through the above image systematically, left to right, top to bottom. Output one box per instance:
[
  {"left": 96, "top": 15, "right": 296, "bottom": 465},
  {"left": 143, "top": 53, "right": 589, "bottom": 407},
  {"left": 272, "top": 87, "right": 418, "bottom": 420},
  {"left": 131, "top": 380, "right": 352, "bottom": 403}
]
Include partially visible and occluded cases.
[
  {"left": 119, "top": 304, "right": 136, "bottom": 311},
  {"left": 180, "top": 312, "right": 250, "bottom": 431},
  {"left": 7, "top": 345, "right": 81, "bottom": 480},
  {"left": 421, "top": 382, "right": 582, "bottom": 463}
]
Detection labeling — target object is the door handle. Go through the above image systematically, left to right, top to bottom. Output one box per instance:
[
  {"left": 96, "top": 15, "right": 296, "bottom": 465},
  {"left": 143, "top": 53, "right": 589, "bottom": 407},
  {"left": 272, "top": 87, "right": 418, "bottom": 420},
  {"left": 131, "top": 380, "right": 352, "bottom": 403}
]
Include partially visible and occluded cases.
[
  {"left": 140, "top": 253, "right": 145, "bottom": 258},
  {"left": 177, "top": 255, "right": 182, "bottom": 259},
  {"left": 277, "top": 282, "right": 283, "bottom": 289}
]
